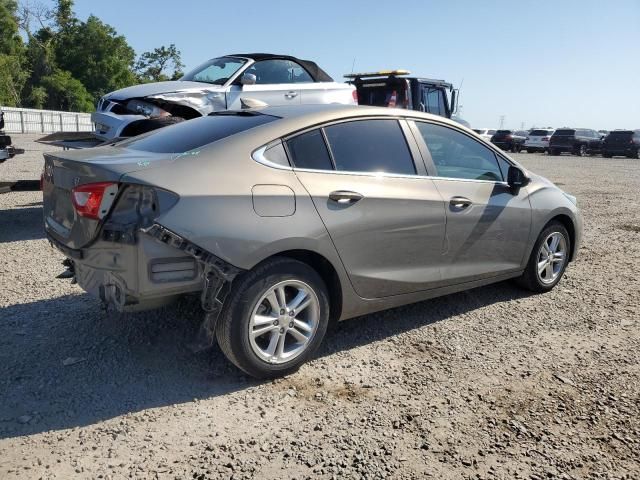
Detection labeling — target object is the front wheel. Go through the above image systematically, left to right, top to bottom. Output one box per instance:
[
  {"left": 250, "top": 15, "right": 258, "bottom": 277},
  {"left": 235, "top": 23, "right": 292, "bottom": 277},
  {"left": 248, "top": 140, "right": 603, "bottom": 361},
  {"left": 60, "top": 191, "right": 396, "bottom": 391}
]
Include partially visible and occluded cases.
[
  {"left": 517, "top": 222, "right": 570, "bottom": 293},
  {"left": 216, "top": 258, "right": 330, "bottom": 379}
]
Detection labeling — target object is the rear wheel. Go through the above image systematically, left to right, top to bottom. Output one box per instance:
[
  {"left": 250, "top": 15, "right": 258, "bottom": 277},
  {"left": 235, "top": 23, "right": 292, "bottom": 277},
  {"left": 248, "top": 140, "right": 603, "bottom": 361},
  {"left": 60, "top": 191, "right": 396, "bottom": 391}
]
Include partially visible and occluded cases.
[
  {"left": 577, "top": 144, "right": 588, "bottom": 157},
  {"left": 549, "top": 148, "right": 559, "bottom": 156},
  {"left": 603, "top": 152, "right": 612, "bottom": 158},
  {"left": 517, "top": 222, "right": 570, "bottom": 293},
  {"left": 216, "top": 257, "right": 330, "bottom": 379}
]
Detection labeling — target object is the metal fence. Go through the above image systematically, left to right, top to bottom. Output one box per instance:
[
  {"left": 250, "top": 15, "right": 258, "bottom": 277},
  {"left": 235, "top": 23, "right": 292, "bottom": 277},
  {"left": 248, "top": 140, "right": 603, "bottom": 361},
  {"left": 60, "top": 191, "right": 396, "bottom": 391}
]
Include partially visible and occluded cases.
[{"left": 0, "top": 106, "right": 93, "bottom": 134}]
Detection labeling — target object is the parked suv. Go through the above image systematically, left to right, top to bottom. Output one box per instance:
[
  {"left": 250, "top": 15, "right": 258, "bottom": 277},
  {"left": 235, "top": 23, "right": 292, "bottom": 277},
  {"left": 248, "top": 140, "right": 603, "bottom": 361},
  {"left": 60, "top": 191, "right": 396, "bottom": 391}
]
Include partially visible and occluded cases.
[
  {"left": 92, "top": 53, "right": 356, "bottom": 141},
  {"left": 472, "top": 128, "right": 497, "bottom": 142},
  {"left": 548, "top": 128, "right": 603, "bottom": 156},
  {"left": 525, "top": 129, "right": 554, "bottom": 153},
  {"left": 490, "top": 130, "right": 527, "bottom": 152},
  {"left": 601, "top": 130, "right": 640, "bottom": 158}
]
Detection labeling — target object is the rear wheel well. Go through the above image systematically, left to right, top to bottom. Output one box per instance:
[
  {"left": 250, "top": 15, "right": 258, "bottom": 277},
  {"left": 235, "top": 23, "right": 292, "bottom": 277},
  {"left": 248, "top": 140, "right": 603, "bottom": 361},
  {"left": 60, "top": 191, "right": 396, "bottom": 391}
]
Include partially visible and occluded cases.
[
  {"left": 547, "top": 215, "right": 576, "bottom": 261},
  {"left": 256, "top": 250, "right": 343, "bottom": 323}
]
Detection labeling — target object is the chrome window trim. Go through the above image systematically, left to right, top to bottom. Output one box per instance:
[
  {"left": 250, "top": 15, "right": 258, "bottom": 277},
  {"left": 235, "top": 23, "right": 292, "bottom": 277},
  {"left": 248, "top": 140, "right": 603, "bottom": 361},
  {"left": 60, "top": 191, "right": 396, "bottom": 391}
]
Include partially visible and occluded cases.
[
  {"left": 252, "top": 114, "right": 515, "bottom": 185},
  {"left": 251, "top": 141, "right": 292, "bottom": 170}
]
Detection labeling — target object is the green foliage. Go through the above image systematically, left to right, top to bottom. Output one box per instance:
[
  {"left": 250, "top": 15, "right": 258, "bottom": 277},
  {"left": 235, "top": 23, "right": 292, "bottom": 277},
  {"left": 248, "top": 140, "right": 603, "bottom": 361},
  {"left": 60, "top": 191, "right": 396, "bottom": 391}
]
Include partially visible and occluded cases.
[
  {"left": 1, "top": 0, "right": 185, "bottom": 113},
  {"left": 54, "top": 14, "right": 136, "bottom": 99},
  {"left": 135, "top": 44, "right": 184, "bottom": 83},
  {"left": 40, "top": 69, "right": 94, "bottom": 111}
]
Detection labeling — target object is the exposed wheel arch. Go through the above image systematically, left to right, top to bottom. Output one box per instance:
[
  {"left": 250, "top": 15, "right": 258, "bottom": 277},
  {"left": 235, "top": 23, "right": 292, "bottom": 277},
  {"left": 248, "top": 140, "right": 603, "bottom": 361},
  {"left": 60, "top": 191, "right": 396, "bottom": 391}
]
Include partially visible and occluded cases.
[{"left": 252, "top": 250, "right": 343, "bottom": 324}]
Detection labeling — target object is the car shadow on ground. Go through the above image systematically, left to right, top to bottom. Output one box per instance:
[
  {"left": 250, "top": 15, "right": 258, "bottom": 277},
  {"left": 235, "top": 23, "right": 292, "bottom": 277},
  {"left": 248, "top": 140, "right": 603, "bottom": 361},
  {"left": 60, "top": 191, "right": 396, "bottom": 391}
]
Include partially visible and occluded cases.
[
  {"left": 0, "top": 204, "right": 44, "bottom": 243},
  {"left": 0, "top": 282, "right": 530, "bottom": 439}
]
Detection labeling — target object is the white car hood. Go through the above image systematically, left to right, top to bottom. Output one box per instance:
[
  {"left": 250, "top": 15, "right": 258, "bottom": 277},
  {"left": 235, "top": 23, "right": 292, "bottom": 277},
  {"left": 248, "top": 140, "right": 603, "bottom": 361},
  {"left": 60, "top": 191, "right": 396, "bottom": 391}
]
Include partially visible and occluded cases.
[
  {"left": 106, "top": 80, "right": 224, "bottom": 100},
  {"left": 105, "top": 81, "right": 226, "bottom": 115}
]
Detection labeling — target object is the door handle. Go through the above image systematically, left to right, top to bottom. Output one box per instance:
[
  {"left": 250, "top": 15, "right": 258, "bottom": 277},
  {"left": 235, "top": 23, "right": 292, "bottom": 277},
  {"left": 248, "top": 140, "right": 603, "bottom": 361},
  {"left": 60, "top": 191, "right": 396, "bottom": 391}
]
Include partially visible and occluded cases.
[
  {"left": 285, "top": 91, "right": 298, "bottom": 99},
  {"left": 329, "top": 190, "right": 363, "bottom": 204},
  {"left": 449, "top": 196, "right": 472, "bottom": 209}
]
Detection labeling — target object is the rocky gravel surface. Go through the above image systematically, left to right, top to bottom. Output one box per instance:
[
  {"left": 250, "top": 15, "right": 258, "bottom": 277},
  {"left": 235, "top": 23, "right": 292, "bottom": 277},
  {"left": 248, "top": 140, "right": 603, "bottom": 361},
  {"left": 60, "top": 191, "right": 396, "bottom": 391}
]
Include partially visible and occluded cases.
[{"left": 0, "top": 135, "right": 639, "bottom": 479}]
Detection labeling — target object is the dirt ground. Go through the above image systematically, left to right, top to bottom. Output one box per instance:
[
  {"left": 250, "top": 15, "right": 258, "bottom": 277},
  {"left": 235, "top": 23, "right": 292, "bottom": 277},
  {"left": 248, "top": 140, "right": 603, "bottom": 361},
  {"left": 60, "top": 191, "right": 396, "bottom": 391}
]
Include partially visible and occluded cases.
[{"left": 0, "top": 135, "right": 638, "bottom": 479}]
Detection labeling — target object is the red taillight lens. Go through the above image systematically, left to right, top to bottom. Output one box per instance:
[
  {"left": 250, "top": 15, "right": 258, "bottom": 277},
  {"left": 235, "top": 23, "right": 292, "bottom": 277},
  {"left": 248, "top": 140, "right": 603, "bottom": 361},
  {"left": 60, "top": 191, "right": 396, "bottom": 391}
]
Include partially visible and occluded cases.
[
  {"left": 352, "top": 89, "right": 358, "bottom": 104},
  {"left": 505, "top": 135, "right": 512, "bottom": 140},
  {"left": 71, "top": 182, "right": 117, "bottom": 220}
]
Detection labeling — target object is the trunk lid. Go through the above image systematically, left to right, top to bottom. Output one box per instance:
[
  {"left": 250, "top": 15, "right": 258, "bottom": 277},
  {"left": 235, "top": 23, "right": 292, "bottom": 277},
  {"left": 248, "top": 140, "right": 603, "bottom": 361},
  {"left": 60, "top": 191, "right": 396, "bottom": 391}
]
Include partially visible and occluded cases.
[{"left": 43, "top": 146, "right": 174, "bottom": 250}]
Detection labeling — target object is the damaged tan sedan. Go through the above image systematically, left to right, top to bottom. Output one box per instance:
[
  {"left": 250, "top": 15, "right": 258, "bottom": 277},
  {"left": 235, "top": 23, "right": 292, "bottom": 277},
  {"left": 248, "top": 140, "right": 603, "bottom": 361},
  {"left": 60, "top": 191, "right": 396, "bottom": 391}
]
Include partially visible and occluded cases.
[{"left": 43, "top": 105, "right": 582, "bottom": 378}]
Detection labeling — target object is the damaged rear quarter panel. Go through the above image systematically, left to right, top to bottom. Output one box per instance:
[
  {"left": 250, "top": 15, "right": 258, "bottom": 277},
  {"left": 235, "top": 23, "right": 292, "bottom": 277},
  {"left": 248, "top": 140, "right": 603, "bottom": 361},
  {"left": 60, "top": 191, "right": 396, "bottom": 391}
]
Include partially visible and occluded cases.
[{"left": 120, "top": 132, "right": 344, "bottom": 272}]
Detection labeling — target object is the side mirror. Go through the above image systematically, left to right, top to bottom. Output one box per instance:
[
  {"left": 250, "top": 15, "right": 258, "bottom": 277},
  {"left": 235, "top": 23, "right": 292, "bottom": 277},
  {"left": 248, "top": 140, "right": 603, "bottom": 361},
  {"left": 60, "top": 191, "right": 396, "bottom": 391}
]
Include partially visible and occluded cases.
[
  {"left": 241, "top": 73, "right": 256, "bottom": 86},
  {"left": 451, "top": 89, "right": 458, "bottom": 114},
  {"left": 507, "top": 165, "right": 530, "bottom": 194}
]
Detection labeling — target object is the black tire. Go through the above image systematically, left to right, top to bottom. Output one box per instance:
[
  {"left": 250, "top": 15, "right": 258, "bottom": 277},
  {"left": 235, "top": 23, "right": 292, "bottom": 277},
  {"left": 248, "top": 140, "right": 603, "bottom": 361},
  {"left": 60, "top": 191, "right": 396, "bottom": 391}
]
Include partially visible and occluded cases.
[
  {"left": 122, "top": 116, "right": 184, "bottom": 137},
  {"left": 577, "top": 144, "right": 588, "bottom": 157},
  {"left": 526, "top": 148, "right": 535, "bottom": 154},
  {"left": 549, "top": 149, "right": 559, "bottom": 156},
  {"left": 603, "top": 153, "right": 612, "bottom": 158},
  {"left": 516, "top": 221, "right": 571, "bottom": 293},
  {"left": 215, "top": 257, "right": 330, "bottom": 379}
]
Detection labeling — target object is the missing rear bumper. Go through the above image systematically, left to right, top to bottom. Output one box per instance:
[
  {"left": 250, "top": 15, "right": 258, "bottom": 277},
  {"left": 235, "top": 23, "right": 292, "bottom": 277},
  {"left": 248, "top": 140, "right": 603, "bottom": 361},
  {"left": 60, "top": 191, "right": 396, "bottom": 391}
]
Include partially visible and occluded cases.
[{"left": 142, "top": 223, "right": 244, "bottom": 350}]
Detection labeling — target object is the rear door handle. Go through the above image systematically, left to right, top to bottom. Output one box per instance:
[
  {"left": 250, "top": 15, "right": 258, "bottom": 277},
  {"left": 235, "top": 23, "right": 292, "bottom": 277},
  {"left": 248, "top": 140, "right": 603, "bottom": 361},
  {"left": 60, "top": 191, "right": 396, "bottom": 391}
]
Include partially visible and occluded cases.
[
  {"left": 285, "top": 91, "right": 298, "bottom": 99},
  {"left": 329, "top": 190, "right": 363, "bottom": 204},
  {"left": 450, "top": 196, "right": 472, "bottom": 209}
]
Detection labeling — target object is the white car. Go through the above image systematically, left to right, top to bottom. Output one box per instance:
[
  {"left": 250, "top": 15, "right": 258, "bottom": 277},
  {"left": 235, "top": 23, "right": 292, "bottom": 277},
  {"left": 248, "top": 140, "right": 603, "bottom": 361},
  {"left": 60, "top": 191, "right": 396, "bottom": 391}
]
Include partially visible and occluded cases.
[
  {"left": 92, "top": 54, "right": 357, "bottom": 141},
  {"left": 472, "top": 128, "right": 497, "bottom": 142},
  {"left": 525, "top": 129, "right": 555, "bottom": 153}
]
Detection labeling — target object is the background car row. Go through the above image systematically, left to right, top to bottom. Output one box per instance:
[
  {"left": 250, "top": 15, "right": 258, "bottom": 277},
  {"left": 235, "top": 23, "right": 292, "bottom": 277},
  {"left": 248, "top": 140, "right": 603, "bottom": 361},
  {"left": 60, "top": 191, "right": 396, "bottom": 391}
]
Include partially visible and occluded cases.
[{"left": 477, "top": 127, "right": 639, "bottom": 158}]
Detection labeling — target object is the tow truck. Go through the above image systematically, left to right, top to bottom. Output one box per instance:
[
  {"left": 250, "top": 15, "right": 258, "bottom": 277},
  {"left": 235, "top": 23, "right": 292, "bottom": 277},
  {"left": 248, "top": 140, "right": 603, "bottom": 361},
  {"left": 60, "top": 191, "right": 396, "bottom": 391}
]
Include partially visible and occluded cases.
[{"left": 345, "top": 69, "right": 461, "bottom": 120}]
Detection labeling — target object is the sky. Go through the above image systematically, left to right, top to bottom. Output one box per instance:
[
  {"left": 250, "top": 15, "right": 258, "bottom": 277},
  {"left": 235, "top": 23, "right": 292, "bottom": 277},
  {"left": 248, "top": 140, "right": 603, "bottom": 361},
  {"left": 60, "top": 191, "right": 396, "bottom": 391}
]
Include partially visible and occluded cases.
[{"left": 52, "top": 0, "right": 640, "bottom": 130}]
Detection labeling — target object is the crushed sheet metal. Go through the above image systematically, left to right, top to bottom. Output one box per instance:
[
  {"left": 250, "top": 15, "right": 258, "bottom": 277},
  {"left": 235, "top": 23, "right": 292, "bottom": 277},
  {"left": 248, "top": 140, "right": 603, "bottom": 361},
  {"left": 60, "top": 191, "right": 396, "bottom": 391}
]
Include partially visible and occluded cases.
[{"left": 142, "top": 223, "right": 243, "bottom": 351}]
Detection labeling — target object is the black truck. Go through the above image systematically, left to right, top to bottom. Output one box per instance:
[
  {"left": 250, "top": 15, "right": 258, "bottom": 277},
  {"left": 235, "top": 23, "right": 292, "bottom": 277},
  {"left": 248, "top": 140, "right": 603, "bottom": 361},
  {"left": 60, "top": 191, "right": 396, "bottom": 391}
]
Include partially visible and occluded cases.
[{"left": 345, "top": 70, "right": 458, "bottom": 119}]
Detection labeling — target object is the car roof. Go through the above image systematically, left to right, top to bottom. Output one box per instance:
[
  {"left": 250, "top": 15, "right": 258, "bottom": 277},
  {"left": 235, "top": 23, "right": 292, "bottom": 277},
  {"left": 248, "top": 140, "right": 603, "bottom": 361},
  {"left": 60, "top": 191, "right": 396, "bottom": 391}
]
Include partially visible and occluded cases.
[
  {"left": 225, "top": 53, "right": 334, "bottom": 82},
  {"left": 252, "top": 103, "right": 457, "bottom": 126}
]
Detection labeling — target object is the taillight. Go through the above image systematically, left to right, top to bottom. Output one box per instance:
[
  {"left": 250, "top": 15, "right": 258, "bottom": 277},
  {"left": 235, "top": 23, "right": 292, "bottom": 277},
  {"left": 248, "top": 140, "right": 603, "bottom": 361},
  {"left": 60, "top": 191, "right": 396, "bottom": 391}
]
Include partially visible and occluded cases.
[
  {"left": 352, "top": 89, "right": 358, "bottom": 104},
  {"left": 505, "top": 135, "right": 512, "bottom": 140},
  {"left": 71, "top": 182, "right": 118, "bottom": 220}
]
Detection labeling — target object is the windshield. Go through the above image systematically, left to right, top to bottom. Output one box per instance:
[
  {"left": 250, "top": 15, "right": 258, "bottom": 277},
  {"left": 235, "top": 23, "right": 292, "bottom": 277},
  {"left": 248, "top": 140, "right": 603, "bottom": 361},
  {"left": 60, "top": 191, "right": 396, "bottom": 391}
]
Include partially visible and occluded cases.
[{"left": 181, "top": 56, "right": 247, "bottom": 85}]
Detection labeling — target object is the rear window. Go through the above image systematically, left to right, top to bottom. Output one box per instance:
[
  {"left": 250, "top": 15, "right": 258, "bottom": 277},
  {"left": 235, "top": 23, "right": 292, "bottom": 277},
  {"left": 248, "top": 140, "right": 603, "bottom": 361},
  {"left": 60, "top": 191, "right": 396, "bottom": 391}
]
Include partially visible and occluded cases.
[
  {"left": 356, "top": 80, "right": 409, "bottom": 108},
  {"left": 121, "top": 113, "right": 278, "bottom": 153},
  {"left": 530, "top": 129, "right": 552, "bottom": 136},
  {"left": 554, "top": 129, "right": 575, "bottom": 135},
  {"left": 608, "top": 131, "right": 634, "bottom": 137}
]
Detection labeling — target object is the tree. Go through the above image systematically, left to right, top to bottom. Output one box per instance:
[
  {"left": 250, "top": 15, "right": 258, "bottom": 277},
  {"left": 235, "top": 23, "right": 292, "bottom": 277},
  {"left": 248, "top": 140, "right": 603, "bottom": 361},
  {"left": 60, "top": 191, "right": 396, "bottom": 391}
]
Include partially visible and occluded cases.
[
  {"left": 0, "top": 0, "right": 28, "bottom": 106},
  {"left": 54, "top": 14, "right": 136, "bottom": 99},
  {"left": 135, "top": 44, "right": 184, "bottom": 83},
  {"left": 40, "top": 69, "right": 93, "bottom": 112}
]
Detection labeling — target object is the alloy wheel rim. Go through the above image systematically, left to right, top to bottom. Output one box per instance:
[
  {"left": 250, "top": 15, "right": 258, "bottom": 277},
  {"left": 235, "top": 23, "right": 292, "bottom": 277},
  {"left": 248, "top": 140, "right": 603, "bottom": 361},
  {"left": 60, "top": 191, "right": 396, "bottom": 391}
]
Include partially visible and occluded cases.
[
  {"left": 536, "top": 232, "right": 567, "bottom": 284},
  {"left": 248, "top": 280, "right": 320, "bottom": 364}
]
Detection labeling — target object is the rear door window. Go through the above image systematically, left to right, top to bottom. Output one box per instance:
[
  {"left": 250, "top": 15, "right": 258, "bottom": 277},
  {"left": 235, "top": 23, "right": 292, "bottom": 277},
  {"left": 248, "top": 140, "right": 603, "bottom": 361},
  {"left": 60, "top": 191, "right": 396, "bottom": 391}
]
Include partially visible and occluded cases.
[
  {"left": 248, "top": 59, "right": 313, "bottom": 84},
  {"left": 121, "top": 113, "right": 278, "bottom": 153},
  {"left": 323, "top": 119, "right": 416, "bottom": 175},
  {"left": 416, "top": 122, "right": 505, "bottom": 182},
  {"left": 286, "top": 129, "right": 334, "bottom": 170}
]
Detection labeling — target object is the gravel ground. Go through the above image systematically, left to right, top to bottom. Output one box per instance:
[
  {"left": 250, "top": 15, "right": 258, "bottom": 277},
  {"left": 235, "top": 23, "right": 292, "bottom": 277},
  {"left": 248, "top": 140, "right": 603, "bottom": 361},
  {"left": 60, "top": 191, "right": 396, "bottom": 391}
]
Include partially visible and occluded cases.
[{"left": 1, "top": 135, "right": 639, "bottom": 479}]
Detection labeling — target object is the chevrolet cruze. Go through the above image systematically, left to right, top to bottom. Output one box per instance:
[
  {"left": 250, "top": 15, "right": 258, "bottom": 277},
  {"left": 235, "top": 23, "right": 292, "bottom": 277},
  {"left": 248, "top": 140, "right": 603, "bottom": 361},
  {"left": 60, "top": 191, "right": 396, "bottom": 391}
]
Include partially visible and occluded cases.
[{"left": 43, "top": 105, "right": 582, "bottom": 378}]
